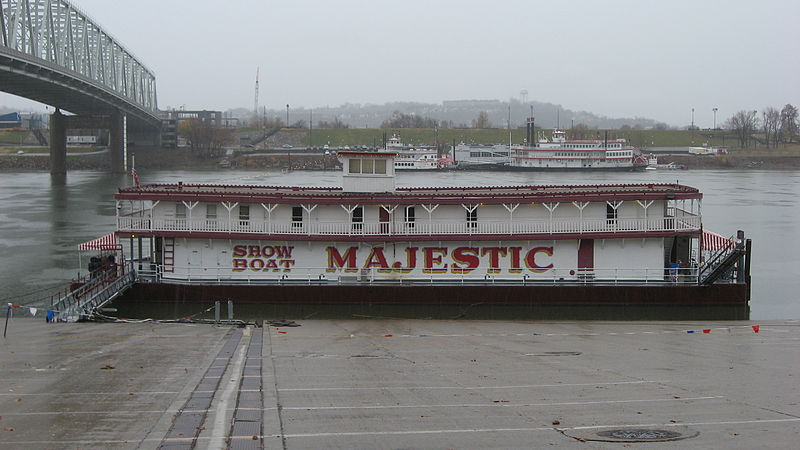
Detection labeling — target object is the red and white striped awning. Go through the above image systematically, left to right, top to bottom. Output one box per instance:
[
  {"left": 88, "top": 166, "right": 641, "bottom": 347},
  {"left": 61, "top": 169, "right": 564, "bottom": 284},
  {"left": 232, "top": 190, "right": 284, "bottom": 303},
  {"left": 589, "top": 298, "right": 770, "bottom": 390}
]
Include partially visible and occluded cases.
[
  {"left": 702, "top": 230, "right": 735, "bottom": 251},
  {"left": 78, "top": 233, "right": 122, "bottom": 251}
]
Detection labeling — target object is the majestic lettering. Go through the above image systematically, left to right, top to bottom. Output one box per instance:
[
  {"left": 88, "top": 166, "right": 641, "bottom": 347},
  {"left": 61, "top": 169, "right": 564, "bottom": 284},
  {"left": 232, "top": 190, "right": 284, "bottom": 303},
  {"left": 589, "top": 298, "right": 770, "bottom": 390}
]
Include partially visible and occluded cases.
[
  {"left": 326, "top": 246, "right": 358, "bottom": 272},
  {"left": 451, "top": 247, "right": 479, "bottom": 273}
]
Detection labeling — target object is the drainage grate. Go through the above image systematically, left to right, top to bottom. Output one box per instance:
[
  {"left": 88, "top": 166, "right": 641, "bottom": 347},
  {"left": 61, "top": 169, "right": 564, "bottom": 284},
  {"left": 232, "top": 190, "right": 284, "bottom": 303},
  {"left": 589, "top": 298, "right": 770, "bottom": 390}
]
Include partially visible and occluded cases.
[
  {"left": 525, "top": 351, "right": 582, "bottom": 356},
  {"left": 594, "top": 428, "right": 697, "bottom": 442}
]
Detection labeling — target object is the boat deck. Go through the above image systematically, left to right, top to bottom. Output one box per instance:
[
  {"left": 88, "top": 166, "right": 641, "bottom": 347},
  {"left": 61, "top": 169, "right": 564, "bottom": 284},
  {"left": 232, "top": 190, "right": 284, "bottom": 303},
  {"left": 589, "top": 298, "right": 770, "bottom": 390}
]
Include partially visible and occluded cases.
[{"left": 1, "top": 318, "right": 798, "bottom": 448}]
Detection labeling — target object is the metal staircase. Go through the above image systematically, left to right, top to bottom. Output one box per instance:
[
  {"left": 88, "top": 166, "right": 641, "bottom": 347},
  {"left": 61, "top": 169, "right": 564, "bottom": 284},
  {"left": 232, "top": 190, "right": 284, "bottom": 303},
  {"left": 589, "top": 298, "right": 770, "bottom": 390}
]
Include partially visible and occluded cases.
[
  {"left": 698, "top": 237, "right": 745, "bottom": 285},
  {"left": 51, "top": 262, "right": 136, "bottom": 322}
]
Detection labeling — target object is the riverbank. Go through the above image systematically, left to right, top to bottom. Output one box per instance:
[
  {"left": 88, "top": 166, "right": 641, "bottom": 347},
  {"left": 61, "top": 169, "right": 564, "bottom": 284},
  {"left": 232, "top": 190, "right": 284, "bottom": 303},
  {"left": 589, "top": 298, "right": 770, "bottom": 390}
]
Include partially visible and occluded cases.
[{"left": 3, "top": 146, "right": 800, "bottom": 171}]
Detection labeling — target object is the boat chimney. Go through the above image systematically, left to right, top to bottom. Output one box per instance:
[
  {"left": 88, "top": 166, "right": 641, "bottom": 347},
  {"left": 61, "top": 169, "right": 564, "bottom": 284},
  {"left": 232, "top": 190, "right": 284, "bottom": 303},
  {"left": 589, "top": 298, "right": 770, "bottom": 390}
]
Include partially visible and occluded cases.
[{"left": 338, "top": 151, "right": 396, "bottom": 193}]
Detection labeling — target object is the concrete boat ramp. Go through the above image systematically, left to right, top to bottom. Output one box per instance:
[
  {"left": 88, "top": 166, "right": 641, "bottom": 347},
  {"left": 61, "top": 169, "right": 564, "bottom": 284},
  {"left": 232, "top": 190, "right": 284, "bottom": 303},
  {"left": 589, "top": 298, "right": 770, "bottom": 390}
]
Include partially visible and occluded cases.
[{"left": 1, "top": 318, "right": 799, "bottom": 449}]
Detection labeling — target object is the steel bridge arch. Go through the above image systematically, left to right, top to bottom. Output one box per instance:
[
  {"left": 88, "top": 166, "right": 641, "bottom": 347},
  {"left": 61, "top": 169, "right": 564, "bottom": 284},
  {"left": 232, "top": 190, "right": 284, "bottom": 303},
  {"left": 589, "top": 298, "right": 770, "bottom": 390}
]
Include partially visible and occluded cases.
[{"left": 0, "top": 0, "right": 158, "bottom": 129}]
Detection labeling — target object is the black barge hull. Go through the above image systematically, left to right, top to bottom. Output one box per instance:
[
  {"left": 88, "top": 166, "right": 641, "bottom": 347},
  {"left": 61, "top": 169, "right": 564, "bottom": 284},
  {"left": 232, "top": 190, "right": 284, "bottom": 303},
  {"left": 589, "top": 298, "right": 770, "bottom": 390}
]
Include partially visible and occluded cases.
[{"left": 118, "top": 282, "right": 748, "bottom": 306}]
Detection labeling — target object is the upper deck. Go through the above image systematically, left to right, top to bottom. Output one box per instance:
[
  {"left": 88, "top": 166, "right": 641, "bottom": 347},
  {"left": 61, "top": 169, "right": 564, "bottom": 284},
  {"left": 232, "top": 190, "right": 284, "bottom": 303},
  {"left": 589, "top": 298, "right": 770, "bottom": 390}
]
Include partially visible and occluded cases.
[{"left": 116, "top": 182, "right": 701, "bottom": 205}]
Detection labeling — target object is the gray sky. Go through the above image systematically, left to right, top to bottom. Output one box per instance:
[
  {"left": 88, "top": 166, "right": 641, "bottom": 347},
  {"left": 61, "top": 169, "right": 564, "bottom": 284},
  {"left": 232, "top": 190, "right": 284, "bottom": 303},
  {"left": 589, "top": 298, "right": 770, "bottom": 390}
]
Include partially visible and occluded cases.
[{"left": 3, "top": 0, "right": 799, "bottom": 126}]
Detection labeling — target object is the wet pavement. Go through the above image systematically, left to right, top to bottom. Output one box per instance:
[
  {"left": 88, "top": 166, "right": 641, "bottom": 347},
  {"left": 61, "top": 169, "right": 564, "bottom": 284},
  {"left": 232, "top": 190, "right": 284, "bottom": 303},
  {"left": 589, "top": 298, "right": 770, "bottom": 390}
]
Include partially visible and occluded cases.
[{"left": 1, "top": 318, "right": 799, "bottom": 448}]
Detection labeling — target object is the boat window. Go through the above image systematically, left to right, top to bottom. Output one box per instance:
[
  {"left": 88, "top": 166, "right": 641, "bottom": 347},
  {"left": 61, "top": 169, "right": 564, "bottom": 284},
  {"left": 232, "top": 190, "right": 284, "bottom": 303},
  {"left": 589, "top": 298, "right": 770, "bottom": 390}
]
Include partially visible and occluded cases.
[
  {"left": 349, "top": 158, "right": 361, "bottom": 174},
  {"left": 362, "top": 159, "right": 374, "bottom": 174},
  {"left": 374, "top": 159, "right": 386, "bottom": 174},
  {"left": 176, "top": 203, "right": 186, "bottom": 219},
  {"left": 606, "top": 203, "right": 618, "bottom": 224},
  {"left": 206, "top": 204, "right": 217, "bottom": 219},
  {"left": 239, "top": 205, "right": 250, "bottom": 225},
  {"left": 292, "top": 206, "right": 303, "bottom": 227},
  {"left": 352, "top": 206, "right": 363, "bottom": 231},
  {"left": 404, "top": 206, "right": 415, "bottom": 227},
  {"left": 466, "top": 208, "right": 477, "bottom": 228}
]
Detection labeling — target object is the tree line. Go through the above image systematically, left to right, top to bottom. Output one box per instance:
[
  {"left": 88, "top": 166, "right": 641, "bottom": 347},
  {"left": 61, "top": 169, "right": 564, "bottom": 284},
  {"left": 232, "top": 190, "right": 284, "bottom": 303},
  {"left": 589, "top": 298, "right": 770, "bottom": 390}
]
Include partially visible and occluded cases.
[{"left": 726, "top": 104, "right": 798, "bottom": 148}]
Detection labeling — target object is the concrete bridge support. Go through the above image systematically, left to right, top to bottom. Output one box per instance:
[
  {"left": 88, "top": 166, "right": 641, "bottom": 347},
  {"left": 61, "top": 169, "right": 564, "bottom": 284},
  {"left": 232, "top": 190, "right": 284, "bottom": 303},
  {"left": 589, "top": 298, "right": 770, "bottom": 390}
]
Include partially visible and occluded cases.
[
  {"left": 48, "top": 110, "right": 127, "bottom": 174},
  {"left": 49, "top": 110, "right": 67, "bottom": 175},
  {"left": 109, "top": 110, "right": 125, "bottom": 174}
]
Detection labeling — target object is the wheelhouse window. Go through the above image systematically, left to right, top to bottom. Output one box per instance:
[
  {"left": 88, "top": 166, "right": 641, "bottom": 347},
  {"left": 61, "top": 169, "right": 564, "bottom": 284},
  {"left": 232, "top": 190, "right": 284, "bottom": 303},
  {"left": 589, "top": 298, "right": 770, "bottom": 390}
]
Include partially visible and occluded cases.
[
  {"left": 349, "top": 158, "right": 386, "bottom": 174},
  {"left": 206, "top": 204, "right": 217, "bottom": 220},
  {"left": 292, "top": 206, "right": 303, "bottom": 228},
  {"left": 352, "top": 206, "right": 363, "bottom": 231}
]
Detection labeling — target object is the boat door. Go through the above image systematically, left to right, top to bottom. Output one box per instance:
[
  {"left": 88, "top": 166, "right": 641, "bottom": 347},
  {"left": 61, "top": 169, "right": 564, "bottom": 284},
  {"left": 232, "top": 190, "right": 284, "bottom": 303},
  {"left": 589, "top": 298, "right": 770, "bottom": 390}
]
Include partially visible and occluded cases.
[
  {"left": 379, "top": 208, "right": 390, "bottom": 234},
  {"left": 577, "top": 239, "right": 594, "bottom": 277}
]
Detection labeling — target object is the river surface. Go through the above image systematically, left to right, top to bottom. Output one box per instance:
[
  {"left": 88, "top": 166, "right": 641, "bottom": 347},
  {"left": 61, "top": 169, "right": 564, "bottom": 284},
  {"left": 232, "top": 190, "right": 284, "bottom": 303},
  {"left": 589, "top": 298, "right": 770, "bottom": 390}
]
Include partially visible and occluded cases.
[{"left": 1, "top": 168, "right": 798, "bottom": 320}]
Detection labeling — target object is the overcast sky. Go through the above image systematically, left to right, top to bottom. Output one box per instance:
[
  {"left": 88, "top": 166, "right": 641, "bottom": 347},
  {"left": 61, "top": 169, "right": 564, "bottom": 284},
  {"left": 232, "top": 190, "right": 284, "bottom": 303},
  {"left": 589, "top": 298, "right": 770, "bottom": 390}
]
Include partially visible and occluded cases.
[{"left": 3, "top": 0, "right": 799, "bottom": 126}]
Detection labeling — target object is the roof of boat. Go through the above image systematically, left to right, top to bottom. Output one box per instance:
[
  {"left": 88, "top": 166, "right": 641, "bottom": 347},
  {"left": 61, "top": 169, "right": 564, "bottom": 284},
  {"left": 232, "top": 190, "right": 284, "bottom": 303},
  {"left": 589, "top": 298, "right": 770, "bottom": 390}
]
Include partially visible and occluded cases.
[{"left": 116, "top": 182, "right": 701, "bottom": 205}]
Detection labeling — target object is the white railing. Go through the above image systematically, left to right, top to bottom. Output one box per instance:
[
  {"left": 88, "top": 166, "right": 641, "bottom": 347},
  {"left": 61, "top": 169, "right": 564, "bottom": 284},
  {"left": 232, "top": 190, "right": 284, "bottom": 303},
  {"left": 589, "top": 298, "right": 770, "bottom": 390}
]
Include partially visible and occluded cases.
[
  {"left": 118, "top": 215, "right": 701, "bottom": 237},
  {"left": 136, "top": 264, "right": 698, "bottom": 285}
]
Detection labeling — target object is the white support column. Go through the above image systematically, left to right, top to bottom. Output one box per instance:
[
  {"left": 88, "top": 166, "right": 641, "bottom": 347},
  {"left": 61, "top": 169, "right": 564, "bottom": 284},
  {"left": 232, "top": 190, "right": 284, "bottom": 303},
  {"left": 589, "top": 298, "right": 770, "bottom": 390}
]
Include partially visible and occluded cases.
[
  {"left": 606, "top": 200, "right": 623, "bottom": 231},
  {"left": 636, "top": 200, "right": 653, "bottom": 231},
  {"left": 182, "top": 201, "right": 198, "bottom": 232},
  {"left": 221, "top": 201, "right": 238, "bottom": 233},
  {"left": 572, "top": 201, "right": 589, "bottom": 233},
  {"left": 543, "top": 202, "right": 559, "bottom": 233},
  {"left": 261, "top": 203, "right": 278, "bottom": 233},
  {"left": 502, "top": 203, "right": 519, "bottom": 233},
  {"left": 302, "top": 204, "right": 318, "bottom": 235},
  {"left": 341, "top": 204, "right": 359, "bottom": 236},
  {"left": 421, "top": 204, "right": 439, "bottom": 235}
]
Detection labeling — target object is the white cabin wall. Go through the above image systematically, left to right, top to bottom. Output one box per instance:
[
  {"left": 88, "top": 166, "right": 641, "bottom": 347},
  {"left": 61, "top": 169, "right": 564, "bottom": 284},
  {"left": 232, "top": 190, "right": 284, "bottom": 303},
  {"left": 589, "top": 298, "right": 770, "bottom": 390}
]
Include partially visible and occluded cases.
[{"left": 593, "top": 238, "right": 664, "bottom": 280}]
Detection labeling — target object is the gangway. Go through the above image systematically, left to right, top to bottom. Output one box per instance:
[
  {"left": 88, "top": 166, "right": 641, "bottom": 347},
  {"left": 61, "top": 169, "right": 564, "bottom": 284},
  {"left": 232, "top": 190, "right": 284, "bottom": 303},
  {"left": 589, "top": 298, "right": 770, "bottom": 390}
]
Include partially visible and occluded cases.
[
  {"left": 698, "top": 236, "right": 746, "bottom": 285},
  {"left": 51, "top": 262, "right": 136, "bottom": 322}
]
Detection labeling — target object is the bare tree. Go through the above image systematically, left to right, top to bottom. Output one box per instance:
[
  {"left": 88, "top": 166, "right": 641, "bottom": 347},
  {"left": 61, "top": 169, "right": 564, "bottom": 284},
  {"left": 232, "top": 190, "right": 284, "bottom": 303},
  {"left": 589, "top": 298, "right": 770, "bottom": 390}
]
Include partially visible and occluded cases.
[
  {"left": 780, "top": 104, "right": 798, "bottom": 144},
  {"left": 762, "top": 107, "right": 780, "bottom": 148},
  {"left": 725, "top": 110, "right": 759, "bottom": 148},
  {"left": 474, "top": 111, "right": 492, "bottom": 129},
  {"left": 317, "top": 117, "right": 349, "bottom": 129},
  {"left": 177, "top": 119, "right": 233, "bottom": 158},
  {"left": 570, "top": 123, "right": 591, "bottom": 139}
]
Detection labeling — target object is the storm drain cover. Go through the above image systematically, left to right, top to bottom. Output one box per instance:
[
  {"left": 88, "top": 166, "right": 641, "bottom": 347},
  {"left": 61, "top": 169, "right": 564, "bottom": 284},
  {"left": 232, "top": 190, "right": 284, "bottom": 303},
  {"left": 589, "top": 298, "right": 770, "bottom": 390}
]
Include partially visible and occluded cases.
[
  {"left": 525, "top": 351, "right": 582, "bottom": 356},
  {"left": 594, "top": 428, "right": 697, "bottom": 442}
]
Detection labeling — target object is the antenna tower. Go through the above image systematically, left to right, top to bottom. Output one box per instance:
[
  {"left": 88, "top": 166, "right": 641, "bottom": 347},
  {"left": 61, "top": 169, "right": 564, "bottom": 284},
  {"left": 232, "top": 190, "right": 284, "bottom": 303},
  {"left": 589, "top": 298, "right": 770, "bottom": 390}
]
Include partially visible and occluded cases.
[{"left": 253, "top": 68, "right": 260, "bottom": 115}]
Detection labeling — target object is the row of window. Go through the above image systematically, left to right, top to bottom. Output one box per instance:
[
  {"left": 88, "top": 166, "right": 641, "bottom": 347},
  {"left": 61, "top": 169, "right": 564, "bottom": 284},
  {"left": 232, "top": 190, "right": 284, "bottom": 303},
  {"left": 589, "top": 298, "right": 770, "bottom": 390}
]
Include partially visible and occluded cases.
[
  {"left": 469, "top": 151, "right": 509, "bottom": 157},
  {"left": 349, "top": 158, "right": 387, "bottom": 174},
  {"left": 176, "top": 204, "right": 619, "bottom": 227},
  {"left": 176, "top": 204, "right": 420, "bottom": 226}
]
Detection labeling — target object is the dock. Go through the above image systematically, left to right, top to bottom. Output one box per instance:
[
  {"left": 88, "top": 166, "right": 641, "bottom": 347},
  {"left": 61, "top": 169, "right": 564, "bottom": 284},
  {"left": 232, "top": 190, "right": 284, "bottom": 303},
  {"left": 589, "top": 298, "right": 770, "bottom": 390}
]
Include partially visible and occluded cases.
[{"left": 1, "top": 318, "right": 798, "bottom": 448}]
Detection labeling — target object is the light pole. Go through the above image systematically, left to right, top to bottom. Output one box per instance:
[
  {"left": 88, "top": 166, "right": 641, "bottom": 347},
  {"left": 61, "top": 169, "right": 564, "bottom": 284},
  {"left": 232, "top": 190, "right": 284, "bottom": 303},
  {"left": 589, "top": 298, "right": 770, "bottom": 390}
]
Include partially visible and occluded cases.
[
  {"left": 285, "top": 104, "right": 289, "bottom": 127},
  {"left": 712, "top": 107, "right": 718, "bottom": 130},
  {"left": 691, "top": 108, "right": 695, "bottom": 144}
]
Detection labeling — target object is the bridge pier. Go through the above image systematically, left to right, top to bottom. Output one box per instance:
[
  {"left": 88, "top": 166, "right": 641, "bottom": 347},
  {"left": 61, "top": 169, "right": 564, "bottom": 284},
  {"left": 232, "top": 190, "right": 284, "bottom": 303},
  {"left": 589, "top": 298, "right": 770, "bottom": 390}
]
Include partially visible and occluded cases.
[
  {"left": 49, "top": 109, "right": 67, "bottom": 175},
  {"left": 48, "top": 110, "right": 128, "bottom": 174},
  {"left": 109, "top": 110, "right": 125, "bottom": 174}
]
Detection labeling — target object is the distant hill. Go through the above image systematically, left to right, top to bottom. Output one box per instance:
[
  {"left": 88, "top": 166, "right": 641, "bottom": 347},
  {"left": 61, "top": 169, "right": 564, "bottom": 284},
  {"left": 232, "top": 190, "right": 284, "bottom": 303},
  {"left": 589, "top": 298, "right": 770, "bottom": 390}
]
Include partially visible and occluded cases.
[{"left": 230, "top": 99, "right": 665, "bottom": 130}]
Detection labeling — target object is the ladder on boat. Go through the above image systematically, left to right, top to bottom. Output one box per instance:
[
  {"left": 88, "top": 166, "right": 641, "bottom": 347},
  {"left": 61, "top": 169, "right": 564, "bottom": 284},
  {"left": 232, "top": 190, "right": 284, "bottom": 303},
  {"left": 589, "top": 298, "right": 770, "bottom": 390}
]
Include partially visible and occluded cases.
[
  {"left": 698, "top": 238, "right": 746, "bottom": 285},
  {"left": 51, "top": 262, "right": 136, "bottom": 322}
]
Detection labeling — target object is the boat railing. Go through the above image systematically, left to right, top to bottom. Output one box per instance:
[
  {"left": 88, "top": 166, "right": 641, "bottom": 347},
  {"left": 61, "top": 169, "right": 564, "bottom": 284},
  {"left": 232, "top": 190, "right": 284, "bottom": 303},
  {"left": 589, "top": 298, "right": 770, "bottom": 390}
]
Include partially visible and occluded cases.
[
  {"left": 118, "top": 215, "right": 701, "bottom": 236},
  {"left": 50, "top": 261, "right": 136, "bottom": 321},
  {"left": 135, "top": 264, "right": 701, "bottom": 286}
]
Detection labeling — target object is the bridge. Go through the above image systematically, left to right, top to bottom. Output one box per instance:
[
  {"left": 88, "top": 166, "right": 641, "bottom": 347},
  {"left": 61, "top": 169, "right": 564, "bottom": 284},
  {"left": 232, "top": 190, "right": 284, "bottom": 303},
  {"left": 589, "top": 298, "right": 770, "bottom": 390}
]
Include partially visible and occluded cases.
[{"left": 0, "top": 0, "right": 159, "bottom": 173}]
